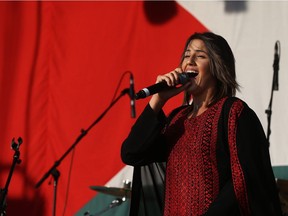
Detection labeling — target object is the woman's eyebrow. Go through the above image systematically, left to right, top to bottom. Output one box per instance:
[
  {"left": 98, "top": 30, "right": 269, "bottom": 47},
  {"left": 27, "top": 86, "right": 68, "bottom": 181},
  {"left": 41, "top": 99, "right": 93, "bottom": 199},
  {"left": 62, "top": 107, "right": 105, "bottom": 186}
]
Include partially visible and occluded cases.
[{"left": 186, "top": 47, "right": 207, "bottom": 53}]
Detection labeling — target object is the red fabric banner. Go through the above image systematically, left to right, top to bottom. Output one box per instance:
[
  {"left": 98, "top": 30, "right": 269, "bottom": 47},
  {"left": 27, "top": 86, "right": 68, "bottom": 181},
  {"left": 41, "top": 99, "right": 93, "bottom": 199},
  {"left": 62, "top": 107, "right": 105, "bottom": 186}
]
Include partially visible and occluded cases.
[{"left": 0, "top": 2, "right": 207, "bottom": 215}]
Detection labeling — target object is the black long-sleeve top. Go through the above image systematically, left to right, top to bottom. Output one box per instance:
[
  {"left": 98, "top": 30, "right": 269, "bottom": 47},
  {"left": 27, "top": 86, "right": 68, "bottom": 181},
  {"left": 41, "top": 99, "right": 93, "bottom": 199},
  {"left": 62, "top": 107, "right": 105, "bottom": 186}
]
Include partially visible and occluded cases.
[{"left": 121, "top": 97, "right": 282, "bottom": 216}]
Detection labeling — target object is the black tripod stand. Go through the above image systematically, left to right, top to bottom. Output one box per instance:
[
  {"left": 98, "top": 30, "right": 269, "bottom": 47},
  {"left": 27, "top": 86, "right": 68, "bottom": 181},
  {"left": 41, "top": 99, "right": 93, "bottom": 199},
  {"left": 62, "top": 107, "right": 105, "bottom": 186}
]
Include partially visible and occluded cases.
[{"left": 0, "top": 137, "right": 23, "bottom": 216}]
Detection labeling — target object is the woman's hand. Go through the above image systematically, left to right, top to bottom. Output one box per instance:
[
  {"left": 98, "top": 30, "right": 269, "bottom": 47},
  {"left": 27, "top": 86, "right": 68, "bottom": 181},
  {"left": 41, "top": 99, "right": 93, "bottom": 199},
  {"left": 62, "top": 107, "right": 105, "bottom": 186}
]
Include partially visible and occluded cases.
[{"left": 149, "top": 68, "right": 191, "bottom": 113}]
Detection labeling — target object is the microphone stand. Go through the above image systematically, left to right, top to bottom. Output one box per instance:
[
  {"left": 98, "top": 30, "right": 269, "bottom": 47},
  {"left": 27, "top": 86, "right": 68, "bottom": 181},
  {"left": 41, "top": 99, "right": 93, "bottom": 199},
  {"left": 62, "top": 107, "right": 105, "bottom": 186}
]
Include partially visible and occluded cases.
[
  {"left": 265, "top": 41, "right": 280, "bottom": 147},
  {"left": 265, "top": 82, "right": 275, "bottom": 148},
  {"left": 35, "top": 88, "right": 130, "bottom": 216},
  {"left": 0, "top": 137, "right": 23, "bottom": 216}
]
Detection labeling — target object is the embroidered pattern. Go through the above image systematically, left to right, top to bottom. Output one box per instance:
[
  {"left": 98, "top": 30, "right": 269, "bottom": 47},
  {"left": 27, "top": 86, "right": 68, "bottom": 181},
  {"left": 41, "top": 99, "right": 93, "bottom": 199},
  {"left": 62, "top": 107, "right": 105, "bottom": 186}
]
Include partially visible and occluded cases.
[
  {"left": 163, "top": 98, "right": 226, "bottom": 215},
  {"left": 228, "top": 99, "right": 251, "bottom": 215}
]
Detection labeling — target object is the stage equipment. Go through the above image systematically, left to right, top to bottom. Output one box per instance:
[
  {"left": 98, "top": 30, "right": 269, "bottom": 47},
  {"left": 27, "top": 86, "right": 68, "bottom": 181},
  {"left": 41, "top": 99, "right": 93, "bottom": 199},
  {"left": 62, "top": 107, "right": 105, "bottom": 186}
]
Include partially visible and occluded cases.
[
  {"left": 265, "top": 40, "right": 280, "bottom": 147},
  {"left": 35, "top": 71, "right": 135, "bottom": 216},
  {"left": 135, "top": 71, "right": 198, "bottom": 99},
  {"left": 0, "top": 137, "right": 23, "bottom": 216},
  {"left": 85, "top": 180, "right": 131, "bottom": 216},
  {"left": 90, "top": 180, "right": 131, "bottom": 199}
]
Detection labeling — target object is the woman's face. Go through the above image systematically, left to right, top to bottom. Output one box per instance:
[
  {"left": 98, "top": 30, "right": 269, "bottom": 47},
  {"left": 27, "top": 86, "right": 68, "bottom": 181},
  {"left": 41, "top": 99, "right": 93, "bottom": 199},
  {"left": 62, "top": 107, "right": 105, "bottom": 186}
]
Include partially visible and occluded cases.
[{"left": 181, "top": 39, "right": 217, "bottom": 97}]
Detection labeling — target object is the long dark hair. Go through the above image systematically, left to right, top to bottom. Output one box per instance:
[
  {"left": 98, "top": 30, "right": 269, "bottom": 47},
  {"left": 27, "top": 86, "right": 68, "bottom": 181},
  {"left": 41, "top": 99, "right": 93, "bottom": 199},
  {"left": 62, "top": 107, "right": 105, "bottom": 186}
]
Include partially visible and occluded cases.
[{"left": 181, "top": 32, "right": 240, "bottom": 105}]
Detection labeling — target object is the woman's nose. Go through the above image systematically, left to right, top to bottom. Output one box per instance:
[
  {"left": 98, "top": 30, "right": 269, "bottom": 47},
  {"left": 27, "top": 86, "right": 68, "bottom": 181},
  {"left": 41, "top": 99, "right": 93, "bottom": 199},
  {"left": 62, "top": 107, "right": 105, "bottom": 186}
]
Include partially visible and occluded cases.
[{"left": 187, "top": 58, "right": 196, "bottom": 66}]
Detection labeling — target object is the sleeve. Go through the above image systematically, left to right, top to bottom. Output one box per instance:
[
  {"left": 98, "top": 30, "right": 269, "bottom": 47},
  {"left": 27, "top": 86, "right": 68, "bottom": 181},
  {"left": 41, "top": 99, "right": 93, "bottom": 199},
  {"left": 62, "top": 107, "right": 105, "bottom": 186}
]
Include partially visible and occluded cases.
[
  {"left": 205, "top": 98, "right": 282, "bottom": 216},
  {"left": 229, "top": 100, "right": 282, "bottom": 216},
  {"left": 121, "top": 104, "right": 168, "bottom": 166},
  {"left": 122, "top": 105, "right": 186, "bottom": 216},
  {"left": 128, "top": 163, "right": 166, "bottom": 216}
]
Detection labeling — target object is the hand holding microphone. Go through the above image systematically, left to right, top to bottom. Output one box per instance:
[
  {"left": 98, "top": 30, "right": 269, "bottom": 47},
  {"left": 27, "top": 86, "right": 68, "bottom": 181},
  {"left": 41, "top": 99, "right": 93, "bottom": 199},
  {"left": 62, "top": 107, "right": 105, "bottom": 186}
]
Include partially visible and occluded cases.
[
  {"left": 128, "top": 69, "right": 198, "bottom": 115},
  {"left": 135, "top": 70, "right": 198, "bottom": 100},
  {"left": 141, "top": 70, "right": 198, "bottom": 113}
]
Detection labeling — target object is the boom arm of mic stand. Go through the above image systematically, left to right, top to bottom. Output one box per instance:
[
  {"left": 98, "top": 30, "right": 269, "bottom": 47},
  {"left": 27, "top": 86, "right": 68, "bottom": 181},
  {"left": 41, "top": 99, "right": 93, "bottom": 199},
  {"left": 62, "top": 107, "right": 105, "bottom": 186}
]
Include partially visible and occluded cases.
[{"left": 35, "top": 88, "right": 130, "bottom": 188}]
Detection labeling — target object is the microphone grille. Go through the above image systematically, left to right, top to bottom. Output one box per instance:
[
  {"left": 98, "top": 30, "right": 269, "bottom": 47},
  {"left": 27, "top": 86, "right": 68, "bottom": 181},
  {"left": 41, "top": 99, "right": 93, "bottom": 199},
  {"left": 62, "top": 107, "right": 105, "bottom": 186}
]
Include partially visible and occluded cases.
[{"left": 179, "top": 72, "right": 198, "bottom": 84}]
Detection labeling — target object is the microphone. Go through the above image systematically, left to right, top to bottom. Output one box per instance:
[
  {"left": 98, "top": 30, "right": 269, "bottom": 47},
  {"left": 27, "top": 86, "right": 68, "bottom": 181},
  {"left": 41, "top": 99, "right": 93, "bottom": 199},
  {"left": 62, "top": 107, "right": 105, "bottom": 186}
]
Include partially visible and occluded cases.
[
  {"left": 273, "top": 41, "right": 280, "bottom": 91},
  {"left": 135, "top": 71, "right": 198, "bottom": 100},
  {"left": 129, "top": 73, "right": 136, "bottom": 118}
]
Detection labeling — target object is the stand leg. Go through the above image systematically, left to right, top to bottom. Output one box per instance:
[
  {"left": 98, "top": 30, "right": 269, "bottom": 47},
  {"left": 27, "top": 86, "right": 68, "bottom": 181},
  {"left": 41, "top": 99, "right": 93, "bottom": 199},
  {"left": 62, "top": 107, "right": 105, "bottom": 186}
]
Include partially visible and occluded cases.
[{"left": 52, "top": 169, "right": 60, "bottom": 216}]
